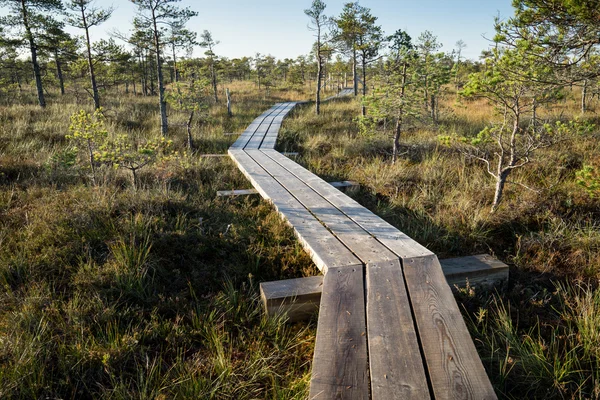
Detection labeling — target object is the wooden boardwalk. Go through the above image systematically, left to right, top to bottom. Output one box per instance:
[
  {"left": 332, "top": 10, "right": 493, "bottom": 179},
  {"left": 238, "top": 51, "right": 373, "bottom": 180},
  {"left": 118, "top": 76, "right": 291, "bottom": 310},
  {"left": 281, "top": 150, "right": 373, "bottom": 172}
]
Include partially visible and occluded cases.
[{"left": 228, "top": 102, "right": 497, "bottom": 399}]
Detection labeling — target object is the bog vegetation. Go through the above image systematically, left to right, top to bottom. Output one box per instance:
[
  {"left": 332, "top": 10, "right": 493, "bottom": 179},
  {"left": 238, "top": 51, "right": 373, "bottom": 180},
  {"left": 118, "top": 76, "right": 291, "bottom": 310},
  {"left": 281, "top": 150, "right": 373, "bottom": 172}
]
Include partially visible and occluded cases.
[{"left": 1, "top": 0, "right": 600, "bottom": 398}]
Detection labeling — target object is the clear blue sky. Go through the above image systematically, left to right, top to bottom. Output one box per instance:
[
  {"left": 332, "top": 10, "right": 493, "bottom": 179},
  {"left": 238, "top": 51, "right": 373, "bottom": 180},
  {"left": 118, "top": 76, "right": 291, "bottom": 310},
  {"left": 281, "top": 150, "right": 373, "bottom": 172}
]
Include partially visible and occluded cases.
[{"left": 2, "top": 0, "right": 515, "bottom": 60}]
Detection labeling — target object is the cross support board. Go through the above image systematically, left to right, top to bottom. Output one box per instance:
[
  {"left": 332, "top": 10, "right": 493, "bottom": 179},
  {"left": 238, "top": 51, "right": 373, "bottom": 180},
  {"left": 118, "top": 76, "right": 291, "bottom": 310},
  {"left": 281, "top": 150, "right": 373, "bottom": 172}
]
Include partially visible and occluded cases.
[{"left": 260, "top": 254, "right": 508, "bottom": 321}]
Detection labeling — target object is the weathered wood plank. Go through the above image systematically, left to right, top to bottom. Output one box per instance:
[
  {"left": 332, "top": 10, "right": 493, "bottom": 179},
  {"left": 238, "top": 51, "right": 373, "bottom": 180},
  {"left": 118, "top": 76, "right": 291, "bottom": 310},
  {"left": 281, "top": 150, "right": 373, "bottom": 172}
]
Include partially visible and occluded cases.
[
  {"left": 231, "top": 103, "right": 285, "bottom": 149},
  {"left": 228, "top": 149, "right": 361, "bottom": 272},
  {"left": 246, "top": 149, "right": 397, "bottom": 265},
  {"left": 262, "top": 150, "right": 433, "bottom": 259},
  {"left": 330, "top": 180, "right": 360, "bottom": 189},
  {"left": 216, "top": 188, "right": 258, "bottom": 197},
  {"left": 260, "top": 254, "right": 508, "bottom": 320},
  {"left": 403, "top": 254, "right": 497, "bottom": 400},
  {"left": 443, "top": 254, "right": 509, "bottom": 289},
  {"left": 366, "top": 259, "right": 431, "bottom": 399},
  {"left": 309, "top": 266, "right": 369, "bottom": 400},
  {"left": 260, "top": 276, "right": 323, "bottom": 322}
]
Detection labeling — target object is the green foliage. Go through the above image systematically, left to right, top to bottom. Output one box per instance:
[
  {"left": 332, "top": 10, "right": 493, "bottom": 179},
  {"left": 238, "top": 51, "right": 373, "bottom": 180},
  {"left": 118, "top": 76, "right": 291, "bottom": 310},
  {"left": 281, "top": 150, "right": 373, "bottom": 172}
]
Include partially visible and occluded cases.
[
  {"left": 67, "top": 108, "right": 108, "bottom": 183},
  {"left": 68, "top": 108, "right": 108, "bottom": 143},
  {"left": 96, "top": 135, "right": 175, "bottom": 189},
  {"left": 576, "top": 165, "right": 600, "bottom": 198}
]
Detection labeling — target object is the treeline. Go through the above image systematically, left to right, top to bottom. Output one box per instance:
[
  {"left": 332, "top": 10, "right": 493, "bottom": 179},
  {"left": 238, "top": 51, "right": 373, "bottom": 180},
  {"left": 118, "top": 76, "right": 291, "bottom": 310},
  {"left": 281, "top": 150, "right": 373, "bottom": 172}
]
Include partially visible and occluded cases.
[
  {"left": 0, "top": 0, "right": 362, "bottom": 135},
  {"left": 301, "top": 0, "right": 600, "bottom": 211},
  {"left": 0, "top": 1, "right": 476, "bottom": 120}
]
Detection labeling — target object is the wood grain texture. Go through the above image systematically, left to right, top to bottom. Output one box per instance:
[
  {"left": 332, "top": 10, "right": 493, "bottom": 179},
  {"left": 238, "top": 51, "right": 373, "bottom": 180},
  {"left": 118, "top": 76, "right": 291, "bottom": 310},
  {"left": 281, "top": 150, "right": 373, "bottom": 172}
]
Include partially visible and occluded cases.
[
  {"left": 230, "top": 103, "right": 284, "bottom": 149},
  {"left": 228, "top": 149, "right": 361, "bottom": 272},
  {"left": 247, "top": 149, "right": 397, "bottom": 265},
  {"left": 262, "top": 150, "right": 433, "bottom": 259},
  {"left": 216, "top": 188, "right": 258, "bottom": 196},
  {"left": 258, "top": 254, "right": 507, "bottom": 321},
  {"left": 403, "top": 254, "right": 497, "bottom": 400},
  {"left": 440, "top": 254, "right": 509, "bottom": 289},
  {"left": 366, "top": 259, "right": 431, "bottom": 399},
  {"left": 309, "top": 266, "right": 369, "bottom": 400},
  {"left": 260, "top": 276, "right": 323, "bottom": 321}
]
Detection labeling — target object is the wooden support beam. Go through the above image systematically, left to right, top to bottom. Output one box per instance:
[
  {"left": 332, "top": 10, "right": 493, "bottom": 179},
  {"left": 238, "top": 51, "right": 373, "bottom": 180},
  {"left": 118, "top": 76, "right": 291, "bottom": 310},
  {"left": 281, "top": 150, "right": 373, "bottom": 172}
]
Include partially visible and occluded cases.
[
  {"left": 224, "top": 132, "right": 240, "bottom": 136},
  {"left": 282, "top": 152, "right": 299, "bottom": 157},
  {"left": 199, "top": 154, "right": 228, "bottom": 158},
  {"left": 330, "top": 180, "right": 359, "bottom": 189},
  {"left": 218, "top": 181, "right": 359, "bottom": 197},
  {"left": 216, "top": 188, "right": 258, "bottom": 197},
  {"left": 442, "top": 253, "right": 509, "bottom": 289},
  {"left": 260, "top": 254, "right": 508, "bottom": 321},
  {"left": 260, "top": 276, "right": 323, "bottom": 322}
]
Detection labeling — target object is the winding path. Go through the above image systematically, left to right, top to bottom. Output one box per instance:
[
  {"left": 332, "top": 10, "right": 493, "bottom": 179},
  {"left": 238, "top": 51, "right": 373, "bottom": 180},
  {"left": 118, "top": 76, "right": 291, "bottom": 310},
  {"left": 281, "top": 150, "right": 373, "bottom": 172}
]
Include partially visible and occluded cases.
[{"left": 228, "top": 101, "right": 497, "bottom": 399}]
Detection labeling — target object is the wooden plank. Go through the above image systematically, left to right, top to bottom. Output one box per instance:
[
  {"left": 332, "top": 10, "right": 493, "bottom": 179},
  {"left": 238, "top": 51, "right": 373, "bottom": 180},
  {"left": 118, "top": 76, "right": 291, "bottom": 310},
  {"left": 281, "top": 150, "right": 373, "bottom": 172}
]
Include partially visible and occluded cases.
[
  {"left": 231, "top": 103, "right": 286, "bottom": 149},
  {"left": 245, "top": 103, "right": 295, "bottom": 149},
  {"left": 228, "top": 149, "right": 361, "bottom": 272},
  {"left": 246, "top": 149, "right": 397, "bottom": 265},
  {"left": 262, "top": 150, "right": 433, "bottom": 259},
  {"left": 330, "top": 180, "right": 360, "bottom": 189},
  {"left": 216, "top": 188, "right": 258, "bottom": 197},
  {"left": 260, "top": 254, "right": 507, "bottom": 321},
  {"left": 403, "top": 254, "right": 497, "bottom": 400},
  {"left": 442, "top": 254, "right": 509, "bottom": 289},
  {"left": 366, "top": 259, "right": 431, "bottom": 399},
  {"left": 309, "top": 266, "right": 369, "bottom": 400},
  {"left": 260, "top": 276, "right": 323, "bottom": 322}
]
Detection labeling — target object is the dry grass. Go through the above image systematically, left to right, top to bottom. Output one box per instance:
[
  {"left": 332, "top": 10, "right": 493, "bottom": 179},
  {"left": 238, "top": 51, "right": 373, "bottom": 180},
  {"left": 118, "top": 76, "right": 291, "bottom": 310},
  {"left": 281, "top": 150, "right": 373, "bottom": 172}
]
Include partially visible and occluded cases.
[
  {"left": 2, "top": 78, "right": 600, "bottom": 398},
  {"left": 279, "top": 89, "right": 600, "bottom": 398}
]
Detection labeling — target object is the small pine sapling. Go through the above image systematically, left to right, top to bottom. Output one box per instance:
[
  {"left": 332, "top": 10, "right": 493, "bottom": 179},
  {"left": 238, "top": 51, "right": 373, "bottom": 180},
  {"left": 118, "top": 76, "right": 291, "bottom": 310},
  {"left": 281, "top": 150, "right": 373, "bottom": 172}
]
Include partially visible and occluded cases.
[
  {"left": 167, "top": 76, "right": 210, "bottom": 150},
  {"left": 67, "top": 108, "right": 108, "bottom": 184},
  {"left": 96, "top": 135, "right": 174, "bottom": 190}
]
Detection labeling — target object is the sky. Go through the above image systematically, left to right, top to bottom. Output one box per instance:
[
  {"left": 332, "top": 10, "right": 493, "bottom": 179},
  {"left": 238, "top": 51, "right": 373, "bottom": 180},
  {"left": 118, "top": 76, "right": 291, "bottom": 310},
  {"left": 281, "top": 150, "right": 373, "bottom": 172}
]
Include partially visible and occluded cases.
[{"left": 1, "top": 0, "right": 515, "bottom": 61}]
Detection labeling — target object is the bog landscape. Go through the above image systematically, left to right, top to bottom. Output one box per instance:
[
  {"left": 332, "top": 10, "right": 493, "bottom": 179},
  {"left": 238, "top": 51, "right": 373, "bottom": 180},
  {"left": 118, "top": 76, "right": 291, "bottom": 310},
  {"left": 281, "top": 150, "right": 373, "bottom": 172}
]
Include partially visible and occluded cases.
[{"left": 1, "top": 0, "right": 600, "bottom": 399}]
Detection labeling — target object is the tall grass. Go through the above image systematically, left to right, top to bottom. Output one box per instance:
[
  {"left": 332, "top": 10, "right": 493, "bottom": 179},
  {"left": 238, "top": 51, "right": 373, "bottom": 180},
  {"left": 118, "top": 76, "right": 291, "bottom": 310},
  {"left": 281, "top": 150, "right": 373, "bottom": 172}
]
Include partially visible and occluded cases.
[
  {"left": 2, "top": 79, "right": 600, "bottom": 398},
  {"left": 0, "top": 82, "right": 317, "bottom": 398}
]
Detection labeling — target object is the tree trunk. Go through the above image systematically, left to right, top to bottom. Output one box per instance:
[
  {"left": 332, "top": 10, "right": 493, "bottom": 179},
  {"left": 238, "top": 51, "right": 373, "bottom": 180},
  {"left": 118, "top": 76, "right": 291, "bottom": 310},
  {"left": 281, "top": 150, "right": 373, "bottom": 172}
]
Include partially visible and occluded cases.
[
  {"left": 20, "top": 0, "right": 45, "bottom": 107},
  {"left": 81, "top": 5, "right": 100, "bottom": 109},
  {"left": 151, "top": 8, "right": 168, "bottom": 136},
  {"left": 172, "top": 43, "right": 178, "bottom": 83},
  {"left": 352, "top": 49, "right": 358, "bottom": 96},
  {"left": 54, "top": 51, "right": 65, "bottom": 95},
  {"left": 361, "top": 52, "right": 367, "bottom": 117},
  {"left": 316, "top": 53, "right": 322, "bottom": 115},
  {"left": 210, "top": 59, "right": 218, "bottom": 103},
  {"left": 392, "top": 63, "right": 408, "bottom": 164},
  {"left": 582, "top": 79, "right": 588, "bottom": 113},
  {"left": 226, "top": 88, "right": 232, "bottom": 117},
  {"left": 430, "top": 94, "right": 436, "bottom": 123},
  {"left": 186, "top": 109, "right": 194, "bottom": 150},
  {"left": 87, "top": 138, "right": 96, "bottom": 185},
  {"left": 131, "top": 168, "right": 138, "bottom": 190},
  {"left": 491, "top": 170, "right": 509, "bottom": 213}
]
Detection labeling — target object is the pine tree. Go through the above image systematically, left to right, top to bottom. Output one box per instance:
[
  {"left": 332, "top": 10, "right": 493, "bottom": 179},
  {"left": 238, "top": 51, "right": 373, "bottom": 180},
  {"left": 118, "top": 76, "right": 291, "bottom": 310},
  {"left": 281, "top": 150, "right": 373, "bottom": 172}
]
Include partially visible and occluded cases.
[
  {"left": 0, "top": 0, "right": 63, "bottom": 107},
  {"left": 66, "top": 0, "right": 114, "bottom": 109},
  {"left": 130, "top": 0, "right": 197, "bottom": 136}
]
